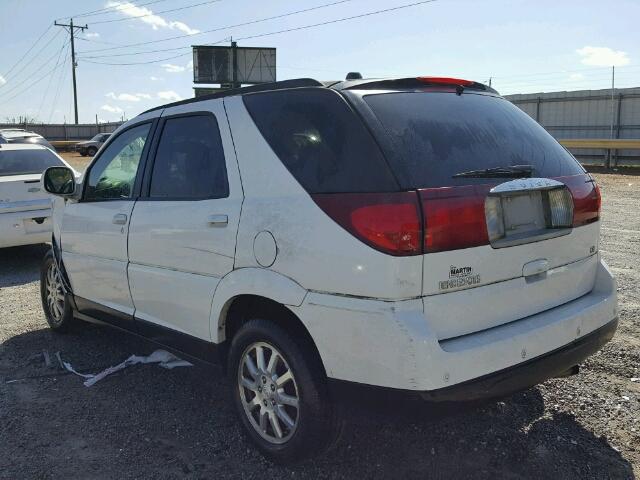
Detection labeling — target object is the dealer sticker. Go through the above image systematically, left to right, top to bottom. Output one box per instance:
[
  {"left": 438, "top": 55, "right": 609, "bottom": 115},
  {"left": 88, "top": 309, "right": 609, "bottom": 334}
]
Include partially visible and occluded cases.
[{"left": 439, "top": 265, "right": 481, "bottom": 291}]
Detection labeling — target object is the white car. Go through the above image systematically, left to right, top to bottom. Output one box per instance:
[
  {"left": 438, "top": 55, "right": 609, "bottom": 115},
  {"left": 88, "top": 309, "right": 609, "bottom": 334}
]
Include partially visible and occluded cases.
[
  {"left": 40, "top": 76, "right": 618, "bottom": 463},
  {"left": 0, "top": 143, "right": 74, "bottom": 248}
]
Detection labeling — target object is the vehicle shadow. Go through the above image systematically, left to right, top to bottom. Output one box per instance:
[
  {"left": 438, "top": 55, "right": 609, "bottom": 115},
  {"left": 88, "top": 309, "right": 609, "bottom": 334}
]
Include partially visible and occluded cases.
[
  {"left": 0, "top": 243, "right": 49, "bottom": 288},
  {"left": 1, "top": 324, "right": 634, "bottom": 479}
]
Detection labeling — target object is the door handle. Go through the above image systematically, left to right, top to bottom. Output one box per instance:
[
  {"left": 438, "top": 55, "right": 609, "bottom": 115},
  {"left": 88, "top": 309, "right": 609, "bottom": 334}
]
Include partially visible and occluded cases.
[
  {"left": 112, "top": 213, "right": 128, "bottom": 225},
  {"left": 207, "top": 214, "right": 228, "bottom": 227}
]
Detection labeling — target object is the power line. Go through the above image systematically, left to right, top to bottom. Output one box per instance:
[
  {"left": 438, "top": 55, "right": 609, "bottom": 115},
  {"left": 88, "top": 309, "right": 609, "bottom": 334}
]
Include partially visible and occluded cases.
[
  {"left": 59, "top": 0, "right": 170, "bottom": 21},
  {"left": 77, "top": 0, "right": 357, "bottom": 54},
  {"left": 77, "top": 0, "right": 437, "bottom": 63},
  {"left": 88, "top": 0, "right": 223, "bottom": 25},
  {"left": 234, "top": 0, "right": 438, "bottom": 42},
  {"left": 1, "top": 25, "right": 53, "bottom": 80},
  {"left": 1, "top": 28, "right": 62, "bottom": 88},
  {"left": 0, "top": 33, "right": 67, "bottom": 100},
  {"left": 36, "top": 40, "right": 70, "bottom": 119},
  {"left": 49, "top": 48, "right": 71, "bottom": 123},
  {"left": 81, "top": 51, "right": 194, "bottom": 66},
  {"left": 0, "top": 57, "right": 68, "bottom": 106}
]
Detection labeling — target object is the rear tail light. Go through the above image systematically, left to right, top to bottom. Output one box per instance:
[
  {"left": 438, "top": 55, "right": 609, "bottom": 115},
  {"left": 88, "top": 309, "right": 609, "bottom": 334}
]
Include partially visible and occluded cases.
[
  {"left": 313, "top": 175, "right": 599, "bottom": 257},
  {"left": 561, "top": 175, "right": 601, "bottom": 226},
  {"left": 419, "top": 185, "right": 491, "bottom": 253},
  {"left": 311, "top": 192, "right": 422, "bottom": 256}
]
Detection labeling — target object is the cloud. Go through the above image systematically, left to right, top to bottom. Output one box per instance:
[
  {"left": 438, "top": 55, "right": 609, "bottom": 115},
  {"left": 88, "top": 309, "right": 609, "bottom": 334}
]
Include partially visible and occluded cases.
[
  {"left": 105, "top": 1, "right": 199, "bottom": 35},
  {"left": 85, "top": 32, "right": 100, "bottom": 38},
  {"left": 577, "top": 46, "right": 630, "bottom": 67},
  {"left": 186, "top": 60, "right": 193, "bottom": 71},
  {"left": 162, "top": 63, "right": 186, "bottom": 73},
  {"left": 568, "top": 73, "right": 585, "bottom": 81},
  {"left": 0, "top": 75, "right": 5, "bottom": 86},
  {"left": 150, "top": 76, "right": 162, "bottom": 81},
  {"left": 157, "top": 90, "right": 182, "bottom": 101},
  {"left": 105, "top": 92, "right": 151, "bottom": 102},
  {"left": 101, "top": 104, "right": 123, "bottom": 113}
]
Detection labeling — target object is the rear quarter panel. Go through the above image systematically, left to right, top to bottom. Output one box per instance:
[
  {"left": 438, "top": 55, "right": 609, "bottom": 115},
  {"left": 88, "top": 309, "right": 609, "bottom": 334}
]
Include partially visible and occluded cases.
[{"left": 223, "top": 96, "right": 422, "bottom": 300}]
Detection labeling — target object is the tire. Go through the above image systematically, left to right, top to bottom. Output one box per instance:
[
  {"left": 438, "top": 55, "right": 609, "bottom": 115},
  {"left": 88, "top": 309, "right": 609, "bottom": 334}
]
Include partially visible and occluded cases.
[
  {"left": 87, "top": 146, "right": 97, "bottom": 157},
  {"left": 40, "top": 250, "right": 75, "bottom": 332},
  {"left": 228, "top": 318, "right": 340, "bottom": 463}
]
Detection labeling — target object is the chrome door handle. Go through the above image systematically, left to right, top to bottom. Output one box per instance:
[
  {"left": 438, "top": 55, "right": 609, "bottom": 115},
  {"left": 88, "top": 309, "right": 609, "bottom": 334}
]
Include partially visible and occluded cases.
[
  {"left": 112, "top": 213, "right": 128, "bottom": 225},
  {"left": 207, "top": 214, "right": 228, "bottom": 227}
]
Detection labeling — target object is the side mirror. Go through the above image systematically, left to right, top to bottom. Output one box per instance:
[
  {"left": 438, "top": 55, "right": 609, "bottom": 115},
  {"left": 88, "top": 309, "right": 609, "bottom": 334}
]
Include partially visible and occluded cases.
[{"left": 43, "top": 166, "right": 76, "bottom": 197}]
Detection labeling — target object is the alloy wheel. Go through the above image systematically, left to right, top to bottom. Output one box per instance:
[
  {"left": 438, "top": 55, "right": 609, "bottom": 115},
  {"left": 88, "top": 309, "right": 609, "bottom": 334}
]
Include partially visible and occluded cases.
[{"left": 237, "top": 341, "right": 300, "bottom": 444}]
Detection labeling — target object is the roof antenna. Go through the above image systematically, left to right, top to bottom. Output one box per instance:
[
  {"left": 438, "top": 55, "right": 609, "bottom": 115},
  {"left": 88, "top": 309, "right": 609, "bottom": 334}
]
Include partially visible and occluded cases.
[{"left": 346, "top": 72, "right": 362, "bottom": 80}]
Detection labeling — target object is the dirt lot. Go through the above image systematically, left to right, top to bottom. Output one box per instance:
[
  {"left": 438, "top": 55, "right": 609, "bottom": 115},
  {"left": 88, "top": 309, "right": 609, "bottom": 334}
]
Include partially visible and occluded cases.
[{"left": 1, "top": 169, "right": 638, "bottom": 479}]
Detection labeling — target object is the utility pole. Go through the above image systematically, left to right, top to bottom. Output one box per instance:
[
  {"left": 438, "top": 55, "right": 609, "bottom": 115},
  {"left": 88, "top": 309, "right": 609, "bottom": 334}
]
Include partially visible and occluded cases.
[
  {"left": 54, "top": 18, "right": 87, "bottom": 124},
  {"left": 231, "top": 38, "right": 239, "bottom": 89},
  {"left": 609, "top": 65, "right": 616, "bottom": 139}
]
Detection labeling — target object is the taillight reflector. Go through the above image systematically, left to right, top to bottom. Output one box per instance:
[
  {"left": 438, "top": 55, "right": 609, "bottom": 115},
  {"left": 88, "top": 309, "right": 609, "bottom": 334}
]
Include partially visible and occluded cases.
[
  {"left": 419, "top": 185, "right": 491, "bottom": 253},
  {"left": 312, "top": 192, "right": 422, "bottom": 256}
]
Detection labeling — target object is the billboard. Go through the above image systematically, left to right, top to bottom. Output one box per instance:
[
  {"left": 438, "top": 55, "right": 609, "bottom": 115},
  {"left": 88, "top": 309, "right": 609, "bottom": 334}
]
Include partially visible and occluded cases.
[{"left": 193, "top": 46, "right": 276, "bottom": 85}]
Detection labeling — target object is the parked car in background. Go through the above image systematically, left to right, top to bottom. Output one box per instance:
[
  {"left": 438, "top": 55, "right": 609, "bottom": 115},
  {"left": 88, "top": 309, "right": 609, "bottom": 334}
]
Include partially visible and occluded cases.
[
  {"left": 41, "top": 76, "right": 617, "bottom": 463},
  {"left": 0, "top": 128, "right": 55, "bottom": 151},
  {"left": 76, "top": 133, "right": 111, "bottom": 157},
  {"left": 0, "top": 143, "right": 75, "bottom": 248}
]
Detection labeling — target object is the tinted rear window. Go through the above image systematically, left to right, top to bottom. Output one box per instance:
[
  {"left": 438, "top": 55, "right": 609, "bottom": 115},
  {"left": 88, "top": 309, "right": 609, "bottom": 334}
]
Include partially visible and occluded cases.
[
  {"left": 243, "top": 88, "right": 398, "bottom": 193},
  {"left": 363, "top": 92, "right": 584, "bottom": 188},
  {"left": 0, "top": 149, "right": 64, "bottom": 176}
]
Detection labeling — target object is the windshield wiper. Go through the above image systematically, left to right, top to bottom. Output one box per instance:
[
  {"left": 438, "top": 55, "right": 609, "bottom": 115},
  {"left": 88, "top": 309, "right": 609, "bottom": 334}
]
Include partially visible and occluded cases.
[{"left": 452, "top": 164, "right": 534, "bottom": 179}]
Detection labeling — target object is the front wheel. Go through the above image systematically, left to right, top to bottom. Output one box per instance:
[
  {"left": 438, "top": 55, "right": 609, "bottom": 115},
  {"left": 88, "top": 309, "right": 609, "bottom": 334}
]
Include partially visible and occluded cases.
[
  {"left": 87, "top": 146, "right": 97, "bottom": 157},
  {"left": 40, "top": 250, "right": 74, "bottom": 332},
  {"left": 228, "top": 319, "right": 340, "bottom": 463}
]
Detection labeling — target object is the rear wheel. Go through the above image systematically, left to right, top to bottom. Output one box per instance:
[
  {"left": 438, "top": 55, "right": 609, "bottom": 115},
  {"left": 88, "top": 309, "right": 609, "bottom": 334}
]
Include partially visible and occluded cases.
[
  {"left": 86, "top": 146, "right": 97, "bottom": 157},
  {"left": 40, "top": 251, "right": 74, "bottom": 332},
  {"left": 228, "top": 319, "right": 340, "bottom": 463}
]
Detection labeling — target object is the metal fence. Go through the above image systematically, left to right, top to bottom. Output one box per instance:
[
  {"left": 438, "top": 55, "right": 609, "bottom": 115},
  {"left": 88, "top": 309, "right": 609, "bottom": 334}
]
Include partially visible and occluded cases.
[
  {"left": 505, "top": 87, "right": 640, "bottom": 166},
  {"left": 0, "top": 122, "right": 123, "bottom": 141}
]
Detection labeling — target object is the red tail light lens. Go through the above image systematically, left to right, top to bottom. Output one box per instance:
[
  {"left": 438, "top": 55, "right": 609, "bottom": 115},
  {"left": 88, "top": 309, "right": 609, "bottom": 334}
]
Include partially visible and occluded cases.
[
  {"left": 560, "top": 175, "right": 601, "bottom": 226},
  {"left": 419, "top": 185, "right": 491, "bottom": 253},
  {"left": 311, "top": 192, "right": 422, "bottom": 256}
]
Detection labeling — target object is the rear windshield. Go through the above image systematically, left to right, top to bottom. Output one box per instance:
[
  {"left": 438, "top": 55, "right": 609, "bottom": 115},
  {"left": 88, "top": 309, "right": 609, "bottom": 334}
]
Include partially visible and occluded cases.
[
  {"left": 243, "top": 88, "right": 398, "bottom": 193},
  {"left": 362, "top": 91, "right": 584, "bottom": 188},
  {"left": 0, "top": 149, "right": 64, "bottom": 176}
]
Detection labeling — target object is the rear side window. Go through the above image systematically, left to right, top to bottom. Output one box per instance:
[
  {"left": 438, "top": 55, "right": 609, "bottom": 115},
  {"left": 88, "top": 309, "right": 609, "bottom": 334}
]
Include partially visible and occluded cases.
[
  {"left": 243, "top": 88, "right": 398, "bottom": 193},
  {"left": 362, "top": 92, "right": 584, "bottom": 188},
  {"left": 149, "top": 114, "right": 229, "bottom": 199},
  {"left": 0, "top": 149, "right": 64, "bottom": 176}
]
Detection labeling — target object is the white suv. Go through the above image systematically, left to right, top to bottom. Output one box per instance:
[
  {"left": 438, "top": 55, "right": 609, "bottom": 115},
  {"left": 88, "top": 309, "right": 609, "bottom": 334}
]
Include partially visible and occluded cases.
[{"left": 41, "top": 77, "right": 618, "bottom": 463}]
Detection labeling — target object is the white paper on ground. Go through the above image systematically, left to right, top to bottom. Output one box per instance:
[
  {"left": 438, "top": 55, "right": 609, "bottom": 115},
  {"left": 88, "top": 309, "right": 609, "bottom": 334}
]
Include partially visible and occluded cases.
[{"left": 57, "top": 349, "right": 193, "bottom": 387}]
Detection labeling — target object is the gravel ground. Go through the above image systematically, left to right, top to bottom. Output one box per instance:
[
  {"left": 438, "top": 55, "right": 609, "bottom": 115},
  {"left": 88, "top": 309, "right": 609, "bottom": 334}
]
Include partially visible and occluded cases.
[{"left": 1, "top": 168, "right": 638, "bottom": 479}]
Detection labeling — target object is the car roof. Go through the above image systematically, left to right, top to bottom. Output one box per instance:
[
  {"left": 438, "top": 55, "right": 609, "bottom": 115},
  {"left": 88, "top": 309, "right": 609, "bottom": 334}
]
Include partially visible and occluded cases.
[
  {"left": 141, "top": 76, "right": 499, "bottom": 115},
  {"left": 0, "top": 130, "right": 44, "bottom": 139},
  {"left": 0, "top": 143, "right": 49, "bottom": 151}
]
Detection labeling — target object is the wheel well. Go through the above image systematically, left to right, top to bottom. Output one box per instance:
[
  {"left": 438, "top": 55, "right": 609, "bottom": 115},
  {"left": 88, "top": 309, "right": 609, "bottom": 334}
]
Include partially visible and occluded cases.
[{"left": 222, "top": 295, "right": 325, "bottom": 375}]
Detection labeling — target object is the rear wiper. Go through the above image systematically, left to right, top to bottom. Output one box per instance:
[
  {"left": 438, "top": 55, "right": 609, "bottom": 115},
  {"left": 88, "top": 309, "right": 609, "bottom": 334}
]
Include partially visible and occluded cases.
[{"left": 452, "top": 164, "right": 534, "bottom": 179}]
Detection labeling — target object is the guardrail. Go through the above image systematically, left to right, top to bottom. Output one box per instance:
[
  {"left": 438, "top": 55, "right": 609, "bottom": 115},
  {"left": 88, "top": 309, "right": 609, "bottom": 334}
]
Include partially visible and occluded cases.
[{"left": 558, "top": 139, "right": 640, "bottom": 168}]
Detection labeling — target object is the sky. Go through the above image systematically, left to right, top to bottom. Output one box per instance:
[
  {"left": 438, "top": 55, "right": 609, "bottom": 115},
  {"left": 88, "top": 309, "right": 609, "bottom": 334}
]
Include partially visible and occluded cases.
[{"left": 0, "top": 0, "right": 638, "bottom": 124}]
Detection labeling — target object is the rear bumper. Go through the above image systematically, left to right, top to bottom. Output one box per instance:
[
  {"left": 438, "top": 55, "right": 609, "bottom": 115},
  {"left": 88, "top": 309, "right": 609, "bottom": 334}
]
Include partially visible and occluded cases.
[
  {"left": 0, "top": 209, "right": 52, "bottom": 248},
  {"left": 296, "top": 258, "right": 618, "bottom": 392},
  {"left": 328, "top": 317, "right": 617, "bottom": 403}
]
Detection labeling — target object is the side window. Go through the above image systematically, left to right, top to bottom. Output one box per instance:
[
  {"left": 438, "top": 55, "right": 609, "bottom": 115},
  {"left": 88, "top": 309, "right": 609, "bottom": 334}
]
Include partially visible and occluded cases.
[
  {"left": 242, "top": 88, "right": 398, "bottom": 193},
  {"left": 149, "top": 114, "right": 229, "bottom": 199},
  {"left": 84, "top": 123, "right": 151, "bottom": 201}
]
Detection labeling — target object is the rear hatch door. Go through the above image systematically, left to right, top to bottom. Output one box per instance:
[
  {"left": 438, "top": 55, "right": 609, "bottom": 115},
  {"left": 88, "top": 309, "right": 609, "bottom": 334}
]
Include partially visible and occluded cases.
[{"left": 352, "top": 86, "right": 601, "bottom": 339}]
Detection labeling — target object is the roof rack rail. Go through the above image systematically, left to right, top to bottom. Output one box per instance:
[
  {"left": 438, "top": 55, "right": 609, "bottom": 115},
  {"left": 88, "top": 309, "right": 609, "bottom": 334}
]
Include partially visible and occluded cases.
[{"left": 142, "top": 78, "right": 323, "bottom": 114}]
